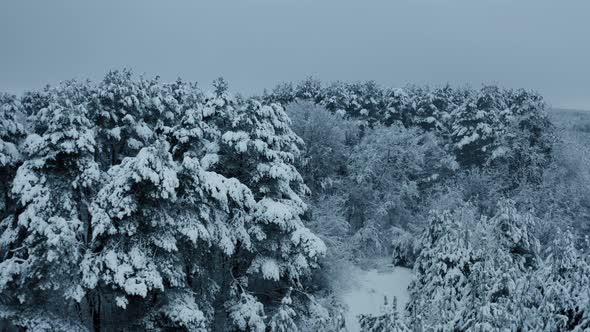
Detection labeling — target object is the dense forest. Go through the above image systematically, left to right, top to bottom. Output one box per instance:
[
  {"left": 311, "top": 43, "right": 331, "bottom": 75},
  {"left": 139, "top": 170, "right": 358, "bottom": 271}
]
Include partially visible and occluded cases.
[{"left": 1, "top": 71, "right": 589, "bottom": 331}]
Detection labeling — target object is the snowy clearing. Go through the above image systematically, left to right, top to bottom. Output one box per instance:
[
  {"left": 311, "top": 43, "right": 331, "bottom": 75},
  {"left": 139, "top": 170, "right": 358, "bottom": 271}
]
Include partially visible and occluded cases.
[{"left": 338, "top": 260, "right": 413, "bottom": 332}]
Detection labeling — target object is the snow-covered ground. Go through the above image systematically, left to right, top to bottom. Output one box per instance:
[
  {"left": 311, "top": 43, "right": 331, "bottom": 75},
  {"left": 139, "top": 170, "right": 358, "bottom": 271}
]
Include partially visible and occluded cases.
[{"left": 338, "top": 260, "right": 413, "bottom": 332}]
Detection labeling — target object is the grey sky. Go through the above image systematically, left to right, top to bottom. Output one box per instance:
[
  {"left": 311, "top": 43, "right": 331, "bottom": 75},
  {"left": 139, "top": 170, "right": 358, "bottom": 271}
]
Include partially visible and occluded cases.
[{"left": 1, "top": 0, "right": 588, "bottom": 109}]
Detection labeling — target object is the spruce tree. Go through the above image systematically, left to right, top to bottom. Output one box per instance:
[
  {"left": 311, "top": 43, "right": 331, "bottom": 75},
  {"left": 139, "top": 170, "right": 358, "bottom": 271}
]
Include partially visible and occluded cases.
[{"left": 0, "top": 81, "right": 98, "bottom": 331}]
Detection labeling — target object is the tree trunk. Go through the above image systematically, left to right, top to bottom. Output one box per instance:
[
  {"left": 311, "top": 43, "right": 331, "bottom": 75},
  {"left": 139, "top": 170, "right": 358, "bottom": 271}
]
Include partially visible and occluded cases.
[
  {"left": 212, "top": 252, "right": 230, "bottom": 332},
  {"left": 91, "top": 293, "right": 101, "bottom": 332}
]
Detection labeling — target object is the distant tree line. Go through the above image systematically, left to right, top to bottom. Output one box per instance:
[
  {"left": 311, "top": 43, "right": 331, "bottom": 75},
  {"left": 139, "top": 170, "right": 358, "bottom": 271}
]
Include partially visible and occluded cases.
[{"left": 264, "top": 78, "right": 554, "bottom": 175}]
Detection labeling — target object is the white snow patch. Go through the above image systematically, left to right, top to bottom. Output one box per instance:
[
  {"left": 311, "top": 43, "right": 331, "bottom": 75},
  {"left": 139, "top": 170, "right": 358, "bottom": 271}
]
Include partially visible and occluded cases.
[{"left": 338, "top": 261, "right": 413, "bottom": 332}]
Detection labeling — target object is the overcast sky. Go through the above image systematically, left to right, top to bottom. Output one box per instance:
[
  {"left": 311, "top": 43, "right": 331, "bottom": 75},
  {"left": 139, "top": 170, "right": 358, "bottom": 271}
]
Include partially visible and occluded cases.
[{"left": 0, "top": 0, "right": 588, "bottom": 109}]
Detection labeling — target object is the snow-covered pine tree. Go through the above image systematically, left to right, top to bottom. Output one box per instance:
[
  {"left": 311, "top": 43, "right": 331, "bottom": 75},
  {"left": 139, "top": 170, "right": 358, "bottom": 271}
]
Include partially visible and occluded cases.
[
  {"left": 89, "top": 69, "right": 160, "bottom": 168},
  {"left": 168, "top": 77, "right": 231, "bottom": 165},
  {"left": 294, "top": 77, "right": 323, "bottom": 104},
  {"left": 163, "top": 78, "right": 206, "bottom": 160},
  {"left": 171, "top": 79, "right": 266, "bottom": 331},
  {"left": 0, "top": 81, "right": 99, "bottom": 331},
  {"left": 321, "top": 81, "right": 353, "bottom": 119},
  {"left": 341, "top": 81, "right": 386, "bottom": 127},
  {"left": 263, "top": 82, "right": 295, "bottom": 106},
  {"left": 430, "top": 85, "right": 462, "bottom": 131},
  {"left": 169, "top": 86, "right": 261, "bottom": 330},
  {"left": 407, "top": 86, "right": 441, "bottom": 132},
  {"left": 450, "top": 86, "right": 507, "bottom": 167},
  {"left": 380, "top": 87, "right": 411, "bottom": 127},
  {"left": 21, "top": 89, "right": 50, "bottom": 117},
  {"left": 492, "top": 89, "right": 554, "bottom": 187},
  {"left": 0, "top": 93, "right": 27, "bottom": 220},
  {"left": 218, "top": 95, "right": 326, "bottom": 328},
  {"left": 83, "top": 136, "right": 254, "bottom": 331},
  {"left": 82, "top": 140, "right": 198, "bottom": 330},
  {"left": 489, "top": 199, "right": 540, "bottom": 269},
  {"left": 456, "top": 200, "right": 543, "bottom": 331},
  {"left": 406, "top": 208, "right": 479, "bottom": 331},
  {"left": 460, "top": 220, "right": 526, "bottom": 331},
  {"left": 390, "top": 226, "right": 420, "bottom": 268},
  {"left": 533, "top": 230, "right": 590, "bottom": 330},
  {"left": 268, "top": 288, "right": 298, "bottom": 332},
  {"left": 226, "top": 290, "right": 266, "bottom": 332},
  {"left": 295, "top": 295, "right": 348, "bottom": 332}
]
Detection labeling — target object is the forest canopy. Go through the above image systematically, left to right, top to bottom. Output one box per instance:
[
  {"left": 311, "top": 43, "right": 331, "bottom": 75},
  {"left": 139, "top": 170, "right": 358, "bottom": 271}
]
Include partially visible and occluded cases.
[{"left": 1, "top": 71, "right": 589, "bottom": 331}]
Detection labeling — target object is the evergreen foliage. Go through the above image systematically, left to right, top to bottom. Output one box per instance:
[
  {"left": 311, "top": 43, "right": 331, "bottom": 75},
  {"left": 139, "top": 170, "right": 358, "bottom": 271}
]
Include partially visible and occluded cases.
[{"left": 0, "top": 71, "right": 325, "bottom": 331}]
